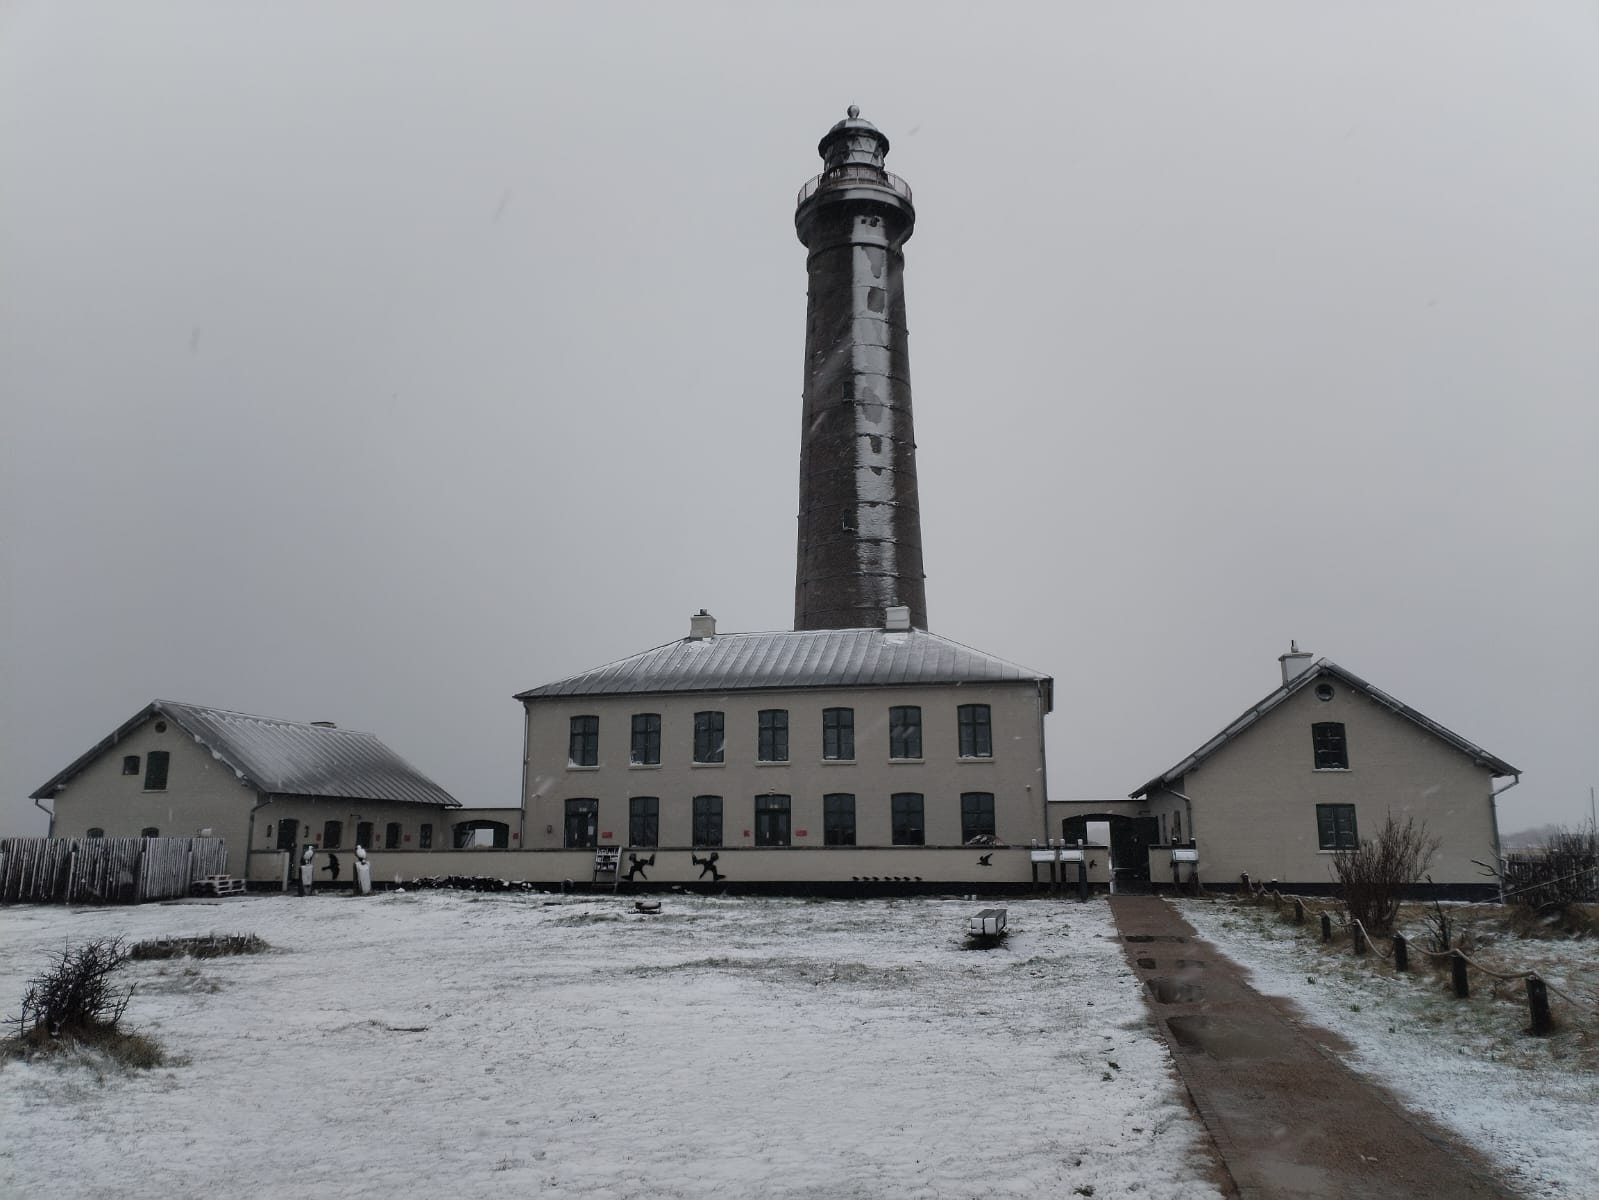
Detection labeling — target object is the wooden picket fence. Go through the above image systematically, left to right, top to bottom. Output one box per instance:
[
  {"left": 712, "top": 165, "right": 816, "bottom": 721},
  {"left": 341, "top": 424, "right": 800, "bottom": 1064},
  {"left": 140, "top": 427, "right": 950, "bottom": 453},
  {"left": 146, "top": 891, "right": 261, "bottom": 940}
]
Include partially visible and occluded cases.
[{"left": 0, "top": 837, "right": 228, "bottom": 904}]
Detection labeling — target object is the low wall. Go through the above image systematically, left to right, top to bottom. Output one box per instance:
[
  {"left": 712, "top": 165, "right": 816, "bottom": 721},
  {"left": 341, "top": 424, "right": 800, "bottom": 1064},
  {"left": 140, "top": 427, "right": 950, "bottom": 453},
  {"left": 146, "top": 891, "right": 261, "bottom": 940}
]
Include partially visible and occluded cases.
[{"left": 248, "top": 844, "right": 1066, "bottom": 891}]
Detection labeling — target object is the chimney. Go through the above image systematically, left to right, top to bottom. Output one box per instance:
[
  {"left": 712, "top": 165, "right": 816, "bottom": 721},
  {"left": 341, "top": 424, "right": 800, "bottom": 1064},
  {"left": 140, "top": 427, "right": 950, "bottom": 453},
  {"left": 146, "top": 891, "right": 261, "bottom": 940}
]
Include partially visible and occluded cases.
[
  {"left": 884, "top": 605, "right": 912, "bottom": 632},
  {"left": 688, "top": 609, "right": 716, "bottom": 640},
  {"left": 1278, "top": 640, "right": 1314, "bottom": 686}
]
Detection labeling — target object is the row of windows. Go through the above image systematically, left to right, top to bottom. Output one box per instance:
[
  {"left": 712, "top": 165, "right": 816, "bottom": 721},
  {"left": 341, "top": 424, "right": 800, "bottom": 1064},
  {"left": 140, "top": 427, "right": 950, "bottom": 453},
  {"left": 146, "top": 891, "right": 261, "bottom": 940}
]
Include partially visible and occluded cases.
[
  {"left": 571, "top": 704, "right": 994, "bottom": 766},
  {"left": 121, "top": 751, "right": 170, "bottom": 790},
  {"left": 562, "top": 791, "right": 999, "bottom": 849},
  {"left": 272, "top": 819, "right": 435, "bottom": 851}
]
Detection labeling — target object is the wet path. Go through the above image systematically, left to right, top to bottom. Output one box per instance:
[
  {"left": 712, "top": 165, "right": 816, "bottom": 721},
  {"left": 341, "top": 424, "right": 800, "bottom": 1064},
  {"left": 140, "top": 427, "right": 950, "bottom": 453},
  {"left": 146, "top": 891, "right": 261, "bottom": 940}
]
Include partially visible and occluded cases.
[{"left": 1111, "top": 896, "right": 1520, "bottom": 1200}]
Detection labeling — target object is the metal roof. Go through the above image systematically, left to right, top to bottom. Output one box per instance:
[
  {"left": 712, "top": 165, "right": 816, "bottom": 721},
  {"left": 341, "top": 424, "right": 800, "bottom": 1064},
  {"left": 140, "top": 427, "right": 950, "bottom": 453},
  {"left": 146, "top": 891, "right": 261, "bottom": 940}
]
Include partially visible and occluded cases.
[
  {"left": 516, "top": 628, "right": 1053, "bottom": 708},
  {"left": 1130, "top": 659, "right": 1519, "bottom": 798},
  {"left": 32, "top": 700, "right": 461, "bottom": 807}
]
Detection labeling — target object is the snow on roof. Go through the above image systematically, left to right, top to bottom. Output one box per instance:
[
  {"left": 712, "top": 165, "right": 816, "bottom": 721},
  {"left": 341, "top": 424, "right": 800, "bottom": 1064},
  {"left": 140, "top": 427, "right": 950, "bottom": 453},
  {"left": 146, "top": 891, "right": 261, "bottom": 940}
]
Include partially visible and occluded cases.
[
  {"left": 516, "top": 627, "right": 1053, "bottom": 708},
  {"left": 1129, "top": 659, "right": 1520, "bottom": 798},
  {"left": 32, "top": 700, "right": 460, "bottom": 807}
]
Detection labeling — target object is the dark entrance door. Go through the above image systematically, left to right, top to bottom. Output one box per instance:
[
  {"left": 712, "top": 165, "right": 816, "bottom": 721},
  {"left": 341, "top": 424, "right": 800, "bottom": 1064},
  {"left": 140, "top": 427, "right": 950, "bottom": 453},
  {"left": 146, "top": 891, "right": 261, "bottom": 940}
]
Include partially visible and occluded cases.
[
  {"left": 1061, "top": 814, "right": 1161, "bottom": 885},
  {"left": 276, "top": 818, "right": 299, "bottom": 853}
]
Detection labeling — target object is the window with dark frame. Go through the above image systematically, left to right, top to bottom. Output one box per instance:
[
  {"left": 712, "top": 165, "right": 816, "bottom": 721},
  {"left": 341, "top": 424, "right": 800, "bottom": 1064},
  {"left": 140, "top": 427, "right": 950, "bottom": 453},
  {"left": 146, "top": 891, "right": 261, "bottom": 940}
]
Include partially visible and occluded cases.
[
  {"left": 957, "top": 704, "right": 992, "bottom": 758},
  {"left": 889, "top": 706, "right": 922, "bottom": 759},
  {"left": 822, "top": 707, "right": 854, "bottom": 760},
  {"left": 757, "top": 709, "right": 789, "bottom": 762},
  {"left": 693, "top": 711, "right": 725, "bottom": 763},
  {"left": 630, "top": 713, "right": 661, "bottom": 765},
  {"left": 569, "top": 715, "right": 599, "bottom": 766},
  {"left": 1312, "top": 722, "right": 1349, "bottom": 770},
  {"left": 144, "top": 750, "right": 170, "bottom": 790},
  {"left": 122, "top": 755, "right": 140, "bottom": 775},
  {"left": 961, "top": 792, "right": 996, "bottom": 843},
  {"left": 823, "top": 793, "right": 856, "bottom": 846},
  {"left": 891, "top": 793, "right": 925, "bottom": 845},
  {"left": 754, "top": 794, "right": 791, "bottom": 846},
  {"left": 692, "top": 795, "right": 723, "bottom": 847},
  {"left": 629, "top": 796, "right": 660, "bottom": 847},
  {"left": 564, "top": 798, "right": 599, "bottom": 848},
  {"left": 1316, "top": 803, "right": 1359, "bottom": 850},
  {"left": 323, "top": 819, "right": 343, "bottom": 849},
  {"left": 356, "top": 821, "right": 374, "bottom": 849},
  {"left": 385, "top": 822, "right": 402, "bottom": 849},
  {"left": 419, "top": 823, "right": 433, "bottom": 850},
  {"left": 140, "top": 826, "right": 159, "bottom": 838},
  {"left": 86, "top": 828, "right": 104, "bottom": 838}
]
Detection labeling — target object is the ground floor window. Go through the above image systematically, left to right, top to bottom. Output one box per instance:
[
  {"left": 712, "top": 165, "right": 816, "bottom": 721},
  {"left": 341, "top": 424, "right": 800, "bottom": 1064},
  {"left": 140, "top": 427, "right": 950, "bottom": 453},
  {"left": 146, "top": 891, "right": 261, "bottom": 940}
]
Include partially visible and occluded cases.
[
  {"left": 960, "top": 792, "right": 996, "bottom": 843},
  {"left": 823, "top": 793, "right": 856, "bottom": 846},
  {"left": 891, "top": 793, "right": 924, "bottom": 845},
  {"left": 755, "top": 795, "right": 791, "bottom": 847},
  {"left": 630, "top": 796, "right": 659, "bottom": 847},
  {"left": 693, "top": 796, "right": 722, "bottom": 847},
  {"left": 565, "top": 799, "right": 599, "bottom": 849},
  {"left": 1316, "top": 803, "right": 1358, "bottom": 850},
  {"left": 277, "top": 819, "right": 299, "bottom": 852},
  {"left": 323, "top": 820, "right": 343, "bottom": 849},
  {"left": 356, "top": 820, "right": 374, "bottom": 850},
  {"left": 385, "top": 822, "right": 402, "bottom": 849},
  {"left": 419, "top": 823, "right": 433, "bottom": 849},
  {"left": 140, "top": 826, "right": 159, "bottom": 838},
  {"left": 86, "top": 828, "right": 104, "bottom": 838}
]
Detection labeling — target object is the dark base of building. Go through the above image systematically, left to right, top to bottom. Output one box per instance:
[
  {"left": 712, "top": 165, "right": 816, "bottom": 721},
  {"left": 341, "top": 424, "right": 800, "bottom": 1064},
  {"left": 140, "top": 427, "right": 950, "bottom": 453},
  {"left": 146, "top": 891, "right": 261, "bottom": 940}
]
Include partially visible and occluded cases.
[{"left": 1173, "top": 880, "right": 1502, "bottom": 903}]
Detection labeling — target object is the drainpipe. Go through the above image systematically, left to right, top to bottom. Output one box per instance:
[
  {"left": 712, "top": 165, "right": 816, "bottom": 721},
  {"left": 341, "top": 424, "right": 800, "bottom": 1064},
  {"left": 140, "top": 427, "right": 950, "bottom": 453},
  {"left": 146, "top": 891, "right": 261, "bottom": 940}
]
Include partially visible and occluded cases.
[
  {"left": 1035, "top": 680, "right": 1051, "bottom": 844},
  {"left": 519, "top": 700, "right": 530, "bottom": 850},
  {"left": 1488, "top": 773, "right": 1520, "bottom": 902},
  {"left": 1161, "top": 787, "right": 1196, "bottom": 845},
  {"left": 246, "top": 794, "right": 274, "bottom": 887},
  {"left": 33, "top": 796, "right": 55, "bottom": 838}
]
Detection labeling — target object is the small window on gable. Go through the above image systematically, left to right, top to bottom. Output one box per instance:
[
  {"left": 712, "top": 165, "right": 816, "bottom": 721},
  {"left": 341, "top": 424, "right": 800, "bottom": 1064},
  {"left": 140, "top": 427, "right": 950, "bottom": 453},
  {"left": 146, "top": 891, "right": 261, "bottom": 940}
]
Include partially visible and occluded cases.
[
  {"left": 1312, "top": 722, "right": 1348, "bottom": 770},
  {"left": 144, "top": 750, "right": 170, "bottom": 790},
  {"left": 122, "top": 755, "right": 140, "bottom": 775},
  {"left": 140, "top": 826, "right": 159, "bottom": 838}
]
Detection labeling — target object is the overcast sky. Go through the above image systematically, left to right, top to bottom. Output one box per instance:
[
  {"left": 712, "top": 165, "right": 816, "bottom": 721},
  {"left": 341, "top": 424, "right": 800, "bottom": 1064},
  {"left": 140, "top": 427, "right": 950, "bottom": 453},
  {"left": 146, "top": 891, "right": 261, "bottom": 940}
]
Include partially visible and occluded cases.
[{"left": 4, "top": 2, "right": 1596, "bottom": 840}]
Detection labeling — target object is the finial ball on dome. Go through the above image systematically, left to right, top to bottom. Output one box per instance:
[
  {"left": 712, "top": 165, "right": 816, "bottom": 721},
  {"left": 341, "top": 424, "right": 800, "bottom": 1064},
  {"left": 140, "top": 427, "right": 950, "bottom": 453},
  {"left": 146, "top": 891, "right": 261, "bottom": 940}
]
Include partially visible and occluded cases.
[{"left": 847, "top": 105, "right": 860, "bottom": 119}]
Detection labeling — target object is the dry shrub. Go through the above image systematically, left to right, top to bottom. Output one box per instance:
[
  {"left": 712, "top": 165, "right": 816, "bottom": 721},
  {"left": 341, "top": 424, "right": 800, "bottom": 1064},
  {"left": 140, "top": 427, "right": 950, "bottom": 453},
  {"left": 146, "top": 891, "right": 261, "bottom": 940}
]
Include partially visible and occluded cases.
[
  {"left": 1333, "top": 816, "right": 1440, "bottom": 935},
  {"left": 1503, "top": 825, "right": 1599, "bottom": 911},
  {"left": 130, "top": 933, "right": 268, "bottom": 960},
  {"left": 3, "top": 938, "right": 165, "bottom": 1069}
]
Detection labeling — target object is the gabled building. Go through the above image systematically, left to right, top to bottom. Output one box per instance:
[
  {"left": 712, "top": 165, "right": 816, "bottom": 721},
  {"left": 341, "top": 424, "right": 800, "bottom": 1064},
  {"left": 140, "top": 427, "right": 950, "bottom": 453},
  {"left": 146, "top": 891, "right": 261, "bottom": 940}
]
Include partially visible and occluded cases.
[
  {"left": 513, "top": 609, "right": 1052, "bottom": 887},
  {"left": 1119, "top": 647, "right": 1519, "bottom": 894},
  {"left": 30, "top": 700, "right": 461, "bottom": 876}
]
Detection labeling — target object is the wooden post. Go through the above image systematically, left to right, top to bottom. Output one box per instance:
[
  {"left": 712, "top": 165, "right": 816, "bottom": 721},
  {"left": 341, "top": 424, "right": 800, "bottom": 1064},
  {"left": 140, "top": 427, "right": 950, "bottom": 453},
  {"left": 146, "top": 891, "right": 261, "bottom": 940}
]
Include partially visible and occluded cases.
[
  {"left": 1240, "top": 872, "right": 1250, "bottom": 896},
  {"left": 1293, "top": 897, "right": 1305, "bottom": 925},
  {"left": 1320, "top": 912, "right": 1332, "bottom": 943},
  {"left": 1353, "top": 923, "right": 1366, "bottom": 954},
  {"left": 1393, "top": 933, "right": 1408, "bottom": 972},
  {"left": 1451, "top": 950, "right": 1469, "bottom": 998},
  {"left": 1527, "top": 975, "right": 1552, "bottom": 1035}
]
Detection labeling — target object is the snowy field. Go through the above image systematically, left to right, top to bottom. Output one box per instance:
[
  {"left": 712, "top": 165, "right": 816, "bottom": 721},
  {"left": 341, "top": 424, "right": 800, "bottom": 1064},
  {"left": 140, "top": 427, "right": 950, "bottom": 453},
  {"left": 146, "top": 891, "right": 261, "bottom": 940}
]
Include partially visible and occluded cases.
[
  {"left": 2, "top": 893, "right": 1222, "bottom": 1200},
  {"left": 1177, "top": 898, "right": 1599, "bottom": 1199}
]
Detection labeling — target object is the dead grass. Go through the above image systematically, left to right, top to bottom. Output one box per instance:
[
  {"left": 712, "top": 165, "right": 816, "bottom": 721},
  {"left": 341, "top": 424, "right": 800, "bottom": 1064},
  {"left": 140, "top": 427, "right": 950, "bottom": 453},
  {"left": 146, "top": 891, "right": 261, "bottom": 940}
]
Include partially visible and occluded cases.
[
  {"left": 130, "top": 933, "right": 269, "bottom": 960},
  {"left": 3, "top": 1020, "right": 166, "bottom": 1069}
]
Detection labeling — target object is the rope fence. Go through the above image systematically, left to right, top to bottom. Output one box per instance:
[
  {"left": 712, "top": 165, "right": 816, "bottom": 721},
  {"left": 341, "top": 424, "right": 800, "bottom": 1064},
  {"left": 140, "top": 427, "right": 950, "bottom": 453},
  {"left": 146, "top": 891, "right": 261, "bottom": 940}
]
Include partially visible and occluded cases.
[{"left": 1220, "top": 880, "right": 1598, "bottom": 1036}]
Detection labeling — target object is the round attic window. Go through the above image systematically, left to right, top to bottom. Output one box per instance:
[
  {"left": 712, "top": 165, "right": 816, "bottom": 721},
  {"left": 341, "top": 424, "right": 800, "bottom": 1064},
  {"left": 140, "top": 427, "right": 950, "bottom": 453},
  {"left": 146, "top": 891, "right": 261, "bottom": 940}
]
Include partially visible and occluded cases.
[
  {"left": 1315, "top": 684, "right": 1334, "bottom": 702},
  {"left": 154, "top": 720, "right": 168, "bottom": 732}
]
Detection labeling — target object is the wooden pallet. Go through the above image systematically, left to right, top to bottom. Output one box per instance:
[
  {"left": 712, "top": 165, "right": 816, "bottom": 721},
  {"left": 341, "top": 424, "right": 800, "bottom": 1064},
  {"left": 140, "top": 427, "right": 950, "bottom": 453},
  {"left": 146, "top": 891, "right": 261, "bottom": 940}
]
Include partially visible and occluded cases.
[{"left": 194, "top": 875, "right": 246, "bottom": 897}]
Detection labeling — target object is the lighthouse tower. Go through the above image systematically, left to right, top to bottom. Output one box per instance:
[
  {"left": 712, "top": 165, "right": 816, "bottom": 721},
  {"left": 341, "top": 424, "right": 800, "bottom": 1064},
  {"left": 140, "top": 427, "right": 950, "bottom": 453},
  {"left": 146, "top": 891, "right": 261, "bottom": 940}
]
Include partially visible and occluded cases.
[{"left": 793, "top": 107, "right": 928, "bottom": 632}]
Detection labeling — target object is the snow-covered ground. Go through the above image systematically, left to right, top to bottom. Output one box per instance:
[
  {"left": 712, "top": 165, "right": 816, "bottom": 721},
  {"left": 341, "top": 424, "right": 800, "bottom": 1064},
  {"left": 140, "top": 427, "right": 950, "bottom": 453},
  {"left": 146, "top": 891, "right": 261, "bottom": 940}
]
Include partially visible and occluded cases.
[
  {"left": 2, "top": 893, "right": 1222, "bottom": 1199},
  {"left": 1177, "top": 898, "right": 1599, "bottom": 1199}
]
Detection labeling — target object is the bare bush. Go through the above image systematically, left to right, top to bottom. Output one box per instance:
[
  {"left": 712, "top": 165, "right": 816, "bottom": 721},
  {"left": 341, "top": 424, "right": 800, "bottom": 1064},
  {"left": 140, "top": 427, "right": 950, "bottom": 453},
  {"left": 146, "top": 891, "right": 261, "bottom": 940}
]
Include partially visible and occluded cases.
[
  {"left": 1333, "top": 816, "right": 1440, "bottom": 935},
  {"left": 1502, "top": 823, "right": 1599, "bottom": 911},
  {"left": 131, "top": 933, "right": 269, "bottom": 960},
  {"left": 4, "top": 938, "right": 164, "bottom": 1068}
]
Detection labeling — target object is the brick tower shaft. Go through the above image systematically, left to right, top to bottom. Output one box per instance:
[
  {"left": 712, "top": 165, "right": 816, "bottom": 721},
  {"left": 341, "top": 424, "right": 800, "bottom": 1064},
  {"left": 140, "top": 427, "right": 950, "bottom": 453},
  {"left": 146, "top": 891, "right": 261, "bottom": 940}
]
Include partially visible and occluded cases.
[{"left": 793, "top": 107, "right": 928, "bottom": 631}]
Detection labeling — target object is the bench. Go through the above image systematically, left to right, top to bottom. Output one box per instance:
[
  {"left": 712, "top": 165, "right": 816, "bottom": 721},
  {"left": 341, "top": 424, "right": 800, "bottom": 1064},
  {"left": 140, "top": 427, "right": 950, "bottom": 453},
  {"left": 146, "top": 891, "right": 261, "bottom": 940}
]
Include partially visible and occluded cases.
[{"left": 969, "top": 907, "right": 1007, "bottom": 937}]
